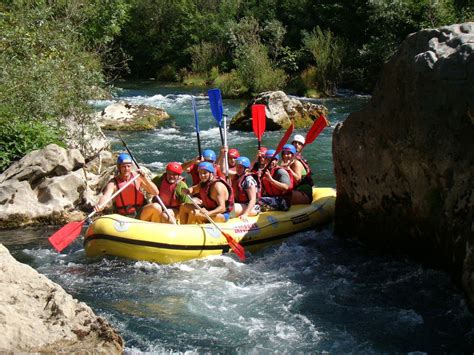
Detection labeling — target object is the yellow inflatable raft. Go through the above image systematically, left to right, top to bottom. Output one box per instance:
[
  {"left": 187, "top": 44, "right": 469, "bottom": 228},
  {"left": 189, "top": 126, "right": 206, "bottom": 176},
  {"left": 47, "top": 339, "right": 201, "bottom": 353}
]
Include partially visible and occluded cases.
[{"left": 84, "top": 187, "right": 336, "bottom": 264}]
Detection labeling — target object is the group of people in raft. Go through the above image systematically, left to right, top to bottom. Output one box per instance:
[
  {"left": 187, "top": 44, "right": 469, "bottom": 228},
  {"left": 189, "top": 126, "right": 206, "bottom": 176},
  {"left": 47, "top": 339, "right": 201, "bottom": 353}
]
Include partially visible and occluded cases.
[{"left": 94, "top": 134, "right": 314, "bottom": 224}]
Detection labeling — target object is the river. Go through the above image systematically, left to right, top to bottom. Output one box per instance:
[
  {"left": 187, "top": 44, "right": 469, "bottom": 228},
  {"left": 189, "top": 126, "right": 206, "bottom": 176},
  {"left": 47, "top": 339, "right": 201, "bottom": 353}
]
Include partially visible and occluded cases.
[{"left": 1, "top": 82, "right": 473, "bottom": 353}]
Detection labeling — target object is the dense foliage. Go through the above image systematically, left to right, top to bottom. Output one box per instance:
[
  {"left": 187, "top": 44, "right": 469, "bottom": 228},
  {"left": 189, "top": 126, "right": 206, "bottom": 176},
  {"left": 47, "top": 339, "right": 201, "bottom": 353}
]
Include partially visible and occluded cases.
[
  {"left": 0, "top": 0, "right": 471, "bottom": 170},
  {"left": 0, "top": 0, "right": 129, "bottom": 171},
  {"left": 116, "top": 0, "right": 472, "bottom": 95}
]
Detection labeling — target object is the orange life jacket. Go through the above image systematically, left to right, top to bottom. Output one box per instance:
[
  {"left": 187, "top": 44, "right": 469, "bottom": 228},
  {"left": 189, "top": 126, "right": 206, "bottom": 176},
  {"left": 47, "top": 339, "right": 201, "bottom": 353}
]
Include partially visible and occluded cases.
[
  {"left": 261, "top": 166, "right": 294, "bottom": 197},
  {"left": 113, "top": 174, "right": 145, "bottom": 215},
  {"left": 199, "top": 177, "right": 234, "bottom": 212}
]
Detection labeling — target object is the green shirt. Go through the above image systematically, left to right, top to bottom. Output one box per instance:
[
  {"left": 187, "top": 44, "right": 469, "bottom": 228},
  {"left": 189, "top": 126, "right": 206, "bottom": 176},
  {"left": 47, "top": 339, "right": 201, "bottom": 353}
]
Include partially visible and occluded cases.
[{"left": 152, "top": 174, "right": 192, "bottom": 204}]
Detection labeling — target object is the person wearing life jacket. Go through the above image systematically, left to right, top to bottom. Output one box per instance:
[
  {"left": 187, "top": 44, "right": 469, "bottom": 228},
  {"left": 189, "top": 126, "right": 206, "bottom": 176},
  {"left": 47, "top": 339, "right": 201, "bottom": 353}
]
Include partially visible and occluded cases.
[
  {"left": 291, "top": 134, "right": 314, "bottom": 181},
  {"left": 281, "top": 144, "right": 313, "bottom": 205},
  {"left": 217, "top": 146, "right": 240, "bottom": 179},
  {"left": 251, "top": 146, "right": 268, "bottom": 173},
  {"left": 181, "top": 149, "right": 225, "bottom": 185},
  {"left": 258, "top": 149, "right": 293, "bottom": 211},
  {"left": 94, "top": 153, "right": 160, "bottom": 220},
  {"left": 231, "top": 156, "right": 260, "bottom": 221},
  {"left": 148, "top": 162, "right": 193, "bottom": 223},
  {"left": 179, "top": 162, "right": 234, "bottom": 224}
]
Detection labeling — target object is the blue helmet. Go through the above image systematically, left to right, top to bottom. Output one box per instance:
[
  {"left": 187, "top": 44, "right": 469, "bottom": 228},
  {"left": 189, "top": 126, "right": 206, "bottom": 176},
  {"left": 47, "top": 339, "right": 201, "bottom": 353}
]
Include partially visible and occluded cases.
[
  {"left": 282, "top": 144, "right": 296, "bottom": 155},
  {"left": 202, "top": 149, "right": 216, "bottom": 162},
  {"left": 264, "top": 149, "right": 279, "bottom": 160},
  {"left": 117, "top": 153, "right": 132, "bottom": 164},
  {"left": 236, "top": 156, "right": 251, "bottom": 169},
  {"left": 198, "top": 161, "right": 215, "bottom": 174}
]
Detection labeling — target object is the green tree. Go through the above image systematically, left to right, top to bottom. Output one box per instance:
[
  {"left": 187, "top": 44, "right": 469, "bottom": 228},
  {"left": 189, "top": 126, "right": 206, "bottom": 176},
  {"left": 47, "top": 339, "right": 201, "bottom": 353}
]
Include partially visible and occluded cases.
[
  {"left": 0, "top": 0, "right": 120, "bottom": 171},
  {"left": 302, "top": 26, "right": 345, "bottom": 95}
]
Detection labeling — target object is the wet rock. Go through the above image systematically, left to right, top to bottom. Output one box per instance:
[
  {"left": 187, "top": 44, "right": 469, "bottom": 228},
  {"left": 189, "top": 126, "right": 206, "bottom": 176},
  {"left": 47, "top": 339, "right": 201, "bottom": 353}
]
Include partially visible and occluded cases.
[
  {"left": 333, "top": 23, "right": 474, "bottom": 308},
  {"left": 230, "top": 91, "right": 328, "bottom": 131},
  {"left": 97, "top": 101, "right": 170, "bottom": 131},
  {"left": 0, "top": 144, "right": 107, "bottom": 228},
  {"left": 0, "top": 244, "right": 124, "bottom": 352}
]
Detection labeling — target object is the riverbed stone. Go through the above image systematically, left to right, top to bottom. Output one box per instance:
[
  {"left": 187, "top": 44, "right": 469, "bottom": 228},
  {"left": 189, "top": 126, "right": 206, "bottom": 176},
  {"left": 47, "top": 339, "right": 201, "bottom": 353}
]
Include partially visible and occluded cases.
[
  {"left": 333, "top": 23, "right": 474, "bottom": 308},
  {"left": 230, "top": 91, "right": 328, "bottom": 131},
  {"left": 97, "top": 101, "right": 170, "bottom": 131},
  {"left": 0, "top": 144, "right": 102, "bottom": 228},
  {"left": 0, "top": 244, "right": 124, "bottom": 352}
]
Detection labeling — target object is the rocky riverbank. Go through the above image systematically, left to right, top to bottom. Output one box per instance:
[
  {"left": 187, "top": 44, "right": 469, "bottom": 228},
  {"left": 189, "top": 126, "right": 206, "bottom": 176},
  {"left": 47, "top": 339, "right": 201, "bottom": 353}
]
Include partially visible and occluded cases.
[{"left": 333, "top": 22, "right": 473, "bottom": 308}]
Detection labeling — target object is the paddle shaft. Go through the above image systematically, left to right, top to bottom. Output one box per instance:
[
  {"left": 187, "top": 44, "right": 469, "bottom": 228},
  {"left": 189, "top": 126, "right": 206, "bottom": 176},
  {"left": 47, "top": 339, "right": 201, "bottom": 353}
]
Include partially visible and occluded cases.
[
  {"left": 192, "top": 96, "right": 202, "bottom": 157},
  {"left": 185, "top": 194, "right": 245, "bottom": 260}
]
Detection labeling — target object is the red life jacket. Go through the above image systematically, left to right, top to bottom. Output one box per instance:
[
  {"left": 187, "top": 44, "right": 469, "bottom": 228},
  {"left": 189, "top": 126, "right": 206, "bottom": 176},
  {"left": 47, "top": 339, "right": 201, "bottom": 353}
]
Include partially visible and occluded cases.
[
  {"left": 295, "top": 154, "right": 314, "bottom": 187},
  {"left": 261, "top": 166, "right": 294, "bottom": 197},
  {"left": 232, "top": 173, "right": 261, "bottom": 203},
  {"left": 113, "top": 174, "right": 145, "bottom": 215},
  {"left": 158, "top": 176, "right": 180, "bottom": 208},
  {"left": 199, "top": 177, "right": 234, "bottom": 212}
]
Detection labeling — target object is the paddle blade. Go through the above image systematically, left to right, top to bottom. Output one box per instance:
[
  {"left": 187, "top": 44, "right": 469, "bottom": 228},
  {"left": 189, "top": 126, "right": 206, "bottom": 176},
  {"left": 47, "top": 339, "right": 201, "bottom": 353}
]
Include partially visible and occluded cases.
[
  {"left": 208, "top": 88, "right": 223, "bottom": 125},
  {"left": 251, "top": 104, "right": 266, "bottom": 141},
  {"left": 305, "top": 115, "right": 330, "bottom": 145},
  {"left": 275, "top": 121, "right": 295, "bottom": 155},
  {"left": 48, "top": 220, "right": 85, "bottom": 252},
  {"left": 223, "top": 232, "right": 246, "bottom": 261}
]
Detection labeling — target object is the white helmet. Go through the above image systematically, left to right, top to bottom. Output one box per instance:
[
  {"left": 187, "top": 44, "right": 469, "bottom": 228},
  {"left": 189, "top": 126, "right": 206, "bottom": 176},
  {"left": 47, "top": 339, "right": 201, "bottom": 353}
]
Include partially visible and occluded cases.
[{"left": 292, "top": 134, "right": 305, "bottom": 145}]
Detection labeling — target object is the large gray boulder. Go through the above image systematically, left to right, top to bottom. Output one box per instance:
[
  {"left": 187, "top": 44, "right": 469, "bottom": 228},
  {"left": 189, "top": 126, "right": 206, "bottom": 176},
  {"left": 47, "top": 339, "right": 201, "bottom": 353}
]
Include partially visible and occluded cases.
[
  {"left": 333, "top": 24, "right": 473, "bottom": 307},
  {"left": 230, "top": 91, "right": 328, "bottom": 131},
  {"left": 0, "top": 144, "right": 109, "bottom": 228},
  {"left": 0, "top": 244, "right": 123, "bottom": 352}
]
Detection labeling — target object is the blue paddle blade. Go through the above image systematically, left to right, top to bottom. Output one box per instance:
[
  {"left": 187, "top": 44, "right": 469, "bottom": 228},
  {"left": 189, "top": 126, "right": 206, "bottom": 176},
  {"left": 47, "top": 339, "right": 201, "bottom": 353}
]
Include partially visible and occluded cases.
[
  {"left": 208, "top": 88, "right": 223, "bottom": 125},
  {"left": 192, "top": 96, "right": 199, "bottom": 133}
]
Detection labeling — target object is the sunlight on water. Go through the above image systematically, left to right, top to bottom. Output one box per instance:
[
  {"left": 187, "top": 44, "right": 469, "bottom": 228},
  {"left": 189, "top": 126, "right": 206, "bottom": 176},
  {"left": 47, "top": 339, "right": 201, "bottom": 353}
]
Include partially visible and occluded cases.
[{"left": 2, "top": 86, "right": 473, "bottom": 352}]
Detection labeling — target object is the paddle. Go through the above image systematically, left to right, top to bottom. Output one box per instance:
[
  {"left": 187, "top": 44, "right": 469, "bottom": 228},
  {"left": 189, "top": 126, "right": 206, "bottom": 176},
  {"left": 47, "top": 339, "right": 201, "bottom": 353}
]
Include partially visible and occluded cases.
[
  {"left": 208, "top": 88, "right": 224, "bottom": 145},
  {"left": 208, "top": 88, "right": 229, "bottom": 179},
  {"left": 191, "top": 95, "right": 202, "bottom": 157},
  {"left": 252, "top": 104, "right": 266, "bottom": 150},
  {"left": 303, "top": 114, "right": 330, "bottom": 148},
  {"left": 118, "top": 134, "right": 177, "bottom": 224},
  {"left": 49, "top": 173, "right": 141, "bottom": 252},
  {"left": 186, "top": 194, "right": 246, "bottom": 261}
]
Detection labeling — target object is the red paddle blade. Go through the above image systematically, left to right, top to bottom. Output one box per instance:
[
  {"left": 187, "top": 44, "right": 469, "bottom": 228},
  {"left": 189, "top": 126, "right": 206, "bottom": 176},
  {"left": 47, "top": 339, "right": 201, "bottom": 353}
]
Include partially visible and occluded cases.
[
  {"left": 251, "top": 104, "right": 266, "bottom": 141},
  {"left": 305, "top": 115, "right": 329, "bottom": 145},
  {"left": 275, "top": 121, "right": 295, "bottom": 155},
  {"left": 48, "top": 220, "right": 85, "bottom": 252},
  {"left": 223, "top": 232, "right": 246, "bottom": 261}
]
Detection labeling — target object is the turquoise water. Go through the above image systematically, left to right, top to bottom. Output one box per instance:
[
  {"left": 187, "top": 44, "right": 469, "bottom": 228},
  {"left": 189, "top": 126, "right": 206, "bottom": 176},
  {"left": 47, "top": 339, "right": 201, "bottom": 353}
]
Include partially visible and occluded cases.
[{"left": 1, "top": 83, "right": 473, "bottom": 352}]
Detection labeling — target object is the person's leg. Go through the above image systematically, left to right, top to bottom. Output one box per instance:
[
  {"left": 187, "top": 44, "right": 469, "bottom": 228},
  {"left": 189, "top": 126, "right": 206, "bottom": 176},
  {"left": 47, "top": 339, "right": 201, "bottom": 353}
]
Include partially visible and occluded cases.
[
  {"left": 139, "top": 203, "right": 162, "bottom": 222},
  {"left": 179, "top": 203, "right": 195, "bottom": 224},
  {"left": 161, "top": 208, "right": 177, "bottom": 223}
]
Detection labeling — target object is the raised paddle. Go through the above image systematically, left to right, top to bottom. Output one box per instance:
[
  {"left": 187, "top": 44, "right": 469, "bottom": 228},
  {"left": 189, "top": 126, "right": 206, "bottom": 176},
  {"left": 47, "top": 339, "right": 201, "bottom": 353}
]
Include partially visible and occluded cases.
[
  {"left": 208, "top": 88, "right": 225, "bottom": 145},
  {"left": 208, "top": 88, "right": 229, "bottom": 179},
  {"left": 191, "top": 95, "right": 202, "bottom": 158},
  {"left": 252, "top": 104, "right": 266, "bottom": 150},
  {"left": 303, "top": 114, "right": 330, "bottom": 147},
  {"left": 118, "top": 134, "right": 177, "bottom": 224},
  {"left": 49, "top": 173, "right": 141, "bottom": 252},
  {"left": 186, "top": 194, "right": 246, "bottom": 261}
]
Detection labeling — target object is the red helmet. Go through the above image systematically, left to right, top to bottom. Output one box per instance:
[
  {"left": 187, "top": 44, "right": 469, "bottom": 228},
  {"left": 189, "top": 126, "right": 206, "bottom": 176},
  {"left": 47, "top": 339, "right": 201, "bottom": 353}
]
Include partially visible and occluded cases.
[
  {"left": 259, "top": 146, "right": 268, "bottom": 154},
  {"left": 228, "top": 148, "right": 240, "bottom": 158},
  {"left": 166, "top": 162, "right": 183, "bottom": 175}
]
